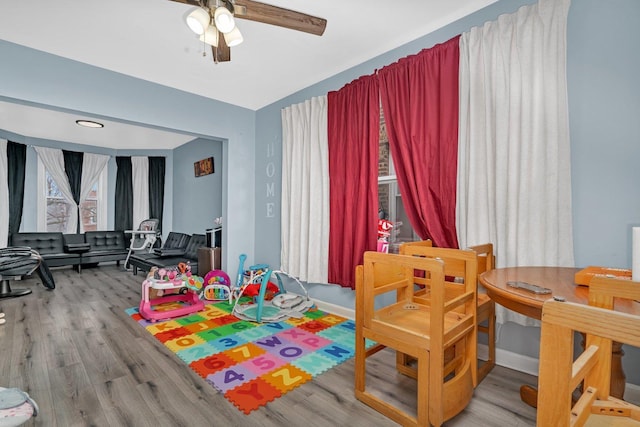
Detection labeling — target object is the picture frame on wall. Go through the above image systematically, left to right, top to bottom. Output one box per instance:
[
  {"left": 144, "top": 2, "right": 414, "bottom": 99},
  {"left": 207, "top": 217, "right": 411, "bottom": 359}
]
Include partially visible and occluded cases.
[{"left": 194, "top": 157, "right": 214, "bottom": 177}]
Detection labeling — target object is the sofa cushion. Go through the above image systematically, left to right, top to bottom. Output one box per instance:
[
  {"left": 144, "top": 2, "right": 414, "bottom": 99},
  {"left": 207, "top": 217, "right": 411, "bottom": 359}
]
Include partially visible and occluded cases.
[
  {"left": 85, "top": 230, "right": 127, "bottom": 252},
  {"left": 10, "top": 232, "right": 81, "bottom": 267},
  {"left": 11, "top": 232, "right": 65, "bottom": 255},
  {"left": 153, "top": 232, "right": 191, "bottom": 256}
]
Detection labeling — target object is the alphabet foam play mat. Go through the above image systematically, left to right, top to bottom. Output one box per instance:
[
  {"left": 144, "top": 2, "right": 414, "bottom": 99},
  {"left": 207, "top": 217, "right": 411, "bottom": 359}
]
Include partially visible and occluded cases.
[{"left": 126, "top": 300, "right": 361, "bottom": 414}]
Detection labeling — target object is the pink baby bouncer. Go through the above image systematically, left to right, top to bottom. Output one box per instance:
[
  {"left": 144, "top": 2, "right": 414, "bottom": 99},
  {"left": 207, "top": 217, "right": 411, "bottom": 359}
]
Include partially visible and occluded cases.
[{"left": 138, "top": 266, "right": 205, "bottom": 322}]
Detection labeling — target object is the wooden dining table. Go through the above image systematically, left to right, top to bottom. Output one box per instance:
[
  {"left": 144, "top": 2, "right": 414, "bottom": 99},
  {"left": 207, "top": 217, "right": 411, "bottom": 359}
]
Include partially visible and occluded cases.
[{"left": 479, "top": 266, "right": 640, "bottom": 407}]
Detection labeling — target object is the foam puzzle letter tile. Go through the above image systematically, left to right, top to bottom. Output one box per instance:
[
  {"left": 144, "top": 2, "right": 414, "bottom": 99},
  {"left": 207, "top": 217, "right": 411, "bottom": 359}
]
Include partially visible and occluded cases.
[
  {"left": 201, "top": 305, "right": 231, "bottom": 319},
  {"left": 175, "top": 313, "right": 208, "bottom": 325},
  {"left": 210, "top": 313, "right": 241, "bottom": 326},
  {"left": 317, "top": 314, "right": 347, "bottom": 325},
  {"left": 145, "top": 319, "right": 183, "bottom": 334},
  {"left": 185, "top": 319, "right": 218, "bottom": 334},
  {"left": 297, "top": 319, "right": 332, "bottom": 333},
  {"left": 235, "top": 325, "right": 280, "bottom": 342},
  {"left": 154, "top": 326, "right": 193, "bottom": 343},
  {"left": 317, "top": 326, "right": 357, "bottom": 349},
  {"left": 279, "top": 328, "right": 333, "bottom": 351},
  {"left": 165, "top": 334, "right": 207, "bottom": 352},
  {"left": 176, "top": 342, "right": 220, "bottom": 364},
  {"left": 224, "top": 342, "right": 266, "bottom": 364},
  {"left": 318, "top": 344, "right": 354, "bottom": 363},
  {"left": 291, "top": 351, "right": 338, "bottom": 376},
  {"left": 190, "top": 352, "right": 236, "bottom": 378},
  {"left": 243, "top": 352, "right": 287, "bottom": 376},
  {"left": 208, "top": 363, "right": 259, "bottom": 393},
  {"left": 263, "top": 363, "right": 312, "bottom": 393},
  {"left": 225, "top": 377, "right": 281, "bottom": 415}
]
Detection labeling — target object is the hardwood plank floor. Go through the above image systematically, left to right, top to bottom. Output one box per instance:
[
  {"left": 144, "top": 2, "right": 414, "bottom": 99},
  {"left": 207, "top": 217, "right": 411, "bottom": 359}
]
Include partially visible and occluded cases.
[{"left": 1, "top": 264, "right": 538, "bottom": 426}]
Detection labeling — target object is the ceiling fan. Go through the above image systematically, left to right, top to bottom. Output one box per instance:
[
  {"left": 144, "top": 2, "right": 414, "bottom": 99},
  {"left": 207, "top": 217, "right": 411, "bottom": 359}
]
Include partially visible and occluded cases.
[{"left": 170, "top": 0, "right": 327, "bottom": 63}]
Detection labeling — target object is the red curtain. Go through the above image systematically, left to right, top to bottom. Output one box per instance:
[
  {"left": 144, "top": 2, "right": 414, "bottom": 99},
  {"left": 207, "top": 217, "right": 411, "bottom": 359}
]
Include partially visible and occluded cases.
[
  {"left": 378, "top": 35, "right": 460, "bottom": 248},
  {"left": 327, "top": 75, "right": 380, "bottom": 288}
]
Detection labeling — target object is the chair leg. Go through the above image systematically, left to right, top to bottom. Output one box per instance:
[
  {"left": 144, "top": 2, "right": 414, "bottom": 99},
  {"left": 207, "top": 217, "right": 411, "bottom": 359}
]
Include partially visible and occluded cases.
[
  {"left": 0, "top": 279, "right": 32, "bottom": 299},
  {"left": 477, "top": 301, "right": 496, "bottom": 383},
  {"left": 354, "top": 329, "right": 366, "bottom": 395},
  {"left": 417, "top": 349, "right": 431, "bottom": 427}
]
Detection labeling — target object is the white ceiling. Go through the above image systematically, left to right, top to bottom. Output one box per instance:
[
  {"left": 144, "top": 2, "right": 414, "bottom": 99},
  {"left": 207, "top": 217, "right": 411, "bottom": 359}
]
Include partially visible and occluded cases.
[{"left": 0, "top": 0, "right": 497, "bottom": 149}]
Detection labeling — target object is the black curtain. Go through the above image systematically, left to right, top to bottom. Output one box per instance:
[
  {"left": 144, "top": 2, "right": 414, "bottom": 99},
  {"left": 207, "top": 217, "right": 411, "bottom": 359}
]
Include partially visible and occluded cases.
[
  {"left": 7, "top": 141, "right": 26, "bottom": 242},
  {"left": 63, "top": 150, "right": 84, "bottom": 233},
  {"left": 148, "top": 156, "right": 165, "bottom": 231},
  {"left": 115, "top": 157, "right": 133, "bottom": 232}
]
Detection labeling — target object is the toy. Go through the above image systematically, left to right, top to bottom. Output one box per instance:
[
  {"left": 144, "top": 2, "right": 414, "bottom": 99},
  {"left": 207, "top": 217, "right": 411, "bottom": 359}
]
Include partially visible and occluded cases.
[
  {"left": 138, "top": 266, "right": 205, "bottom": 322},
  {"left": 232, "top": 268, "right": 314, "bottom": 323},
  {"left": 202, "top": 269, "right": 231, "bottom": 301}
]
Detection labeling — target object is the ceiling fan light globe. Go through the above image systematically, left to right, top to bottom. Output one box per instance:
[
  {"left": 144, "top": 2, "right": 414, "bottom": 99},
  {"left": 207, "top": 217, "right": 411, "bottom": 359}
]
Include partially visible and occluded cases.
[
  {"left": 214, "top": 7, "right": 235, "bottom": 34},
  {"left": 186, "top": 8, "right": 210, "bottom": 35},
  {"left": 199, "top": 25, "right": 219, "bottom": 46},
  {"left": 223, "top": 26, "right": 243, "bottom": 47}
]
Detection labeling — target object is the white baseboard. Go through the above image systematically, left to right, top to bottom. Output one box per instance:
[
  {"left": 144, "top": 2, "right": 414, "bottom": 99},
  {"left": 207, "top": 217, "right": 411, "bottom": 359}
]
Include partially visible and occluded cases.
[{"left": 312, "top": 298, "right": 355, "bottom": 320}]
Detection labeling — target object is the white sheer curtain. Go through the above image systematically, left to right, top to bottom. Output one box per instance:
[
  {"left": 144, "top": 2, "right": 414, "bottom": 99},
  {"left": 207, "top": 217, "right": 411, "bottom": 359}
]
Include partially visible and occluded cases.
[
  {"left": 456, "top": 0, "right": 574, "bottom": 326},
  {"left": 281, "top": 96, "right": 329, "bottom": 283},
  {"left": 0, "top": 140, "right": 9, "bottom": 247},
  {"left": 34, "top": 146, "right": 77, "bottom": 234},
  {"left": 79, "top": 153, "right": 109, "bottom": 233},
  {"left": 131, "top": 156, "right": 149, "bottom": 228}
]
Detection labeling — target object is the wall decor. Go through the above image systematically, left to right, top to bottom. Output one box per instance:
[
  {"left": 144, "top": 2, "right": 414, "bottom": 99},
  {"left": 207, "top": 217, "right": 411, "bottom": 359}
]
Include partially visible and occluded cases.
[{"left": 194, "top": 157, "right": 214, "bottom": 177}]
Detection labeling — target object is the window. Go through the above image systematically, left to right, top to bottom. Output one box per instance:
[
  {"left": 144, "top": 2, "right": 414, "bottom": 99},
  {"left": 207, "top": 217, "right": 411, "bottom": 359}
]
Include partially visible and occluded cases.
[
  {"left": 378, "top": 110, "right": 419, "bottom": 250},
  {"left": 37, "top": 159, "right": 107, "bottom": 232}
]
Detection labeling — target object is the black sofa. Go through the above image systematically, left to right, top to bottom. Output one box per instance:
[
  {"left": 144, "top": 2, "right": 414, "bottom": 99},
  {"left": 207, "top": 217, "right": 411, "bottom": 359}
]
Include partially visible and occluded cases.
[
  {"left": 10, "top": 231, "right": 128, "bottom": 271},
  {"left": 128, "top": 233, "right": 206, "bottom": 275}
]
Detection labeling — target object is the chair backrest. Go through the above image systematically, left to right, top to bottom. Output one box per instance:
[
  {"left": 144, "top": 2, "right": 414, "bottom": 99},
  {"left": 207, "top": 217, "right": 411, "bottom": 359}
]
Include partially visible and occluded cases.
[
  {"left": 138, "top": 218, "right": 160, "bottom": 232},
  {"left": 399, "top": 243, "right": 478, "bottom": 301},
  {"left": 467, "top": 243, "right": 494, "bottom": 275},
  {"left": 361, "top": 251, "right": 476, "bottom": 337},
  {"left": 537, "top": 284, "right": 640, "bottom": 427}
]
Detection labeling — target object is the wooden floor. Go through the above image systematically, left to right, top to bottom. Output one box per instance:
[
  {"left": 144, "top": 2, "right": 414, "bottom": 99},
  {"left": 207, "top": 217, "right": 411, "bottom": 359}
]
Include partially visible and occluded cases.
[{"left": 0, "top": 264, "right": 540, "bottom": 426}]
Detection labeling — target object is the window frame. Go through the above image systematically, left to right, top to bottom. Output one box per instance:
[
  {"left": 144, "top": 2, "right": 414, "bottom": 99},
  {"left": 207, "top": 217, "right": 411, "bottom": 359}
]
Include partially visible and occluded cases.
[{"left": 37, "top": 158, "right": 108, "bottom": 232}]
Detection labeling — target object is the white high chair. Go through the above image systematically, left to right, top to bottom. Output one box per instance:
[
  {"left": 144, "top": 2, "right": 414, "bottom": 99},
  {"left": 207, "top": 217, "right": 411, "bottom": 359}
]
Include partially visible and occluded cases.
[{"left": 124, "top": 218, "right": 161, "bottom": 269}]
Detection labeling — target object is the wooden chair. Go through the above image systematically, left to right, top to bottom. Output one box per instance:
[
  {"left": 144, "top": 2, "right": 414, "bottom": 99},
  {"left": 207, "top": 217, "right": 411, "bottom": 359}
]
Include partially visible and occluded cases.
[
  {"left": 397, "top": 241, "right": 494, "bottom": 384},
  {"left": 355, "top": 251, "right": 477, "bottom": 427},
  {"left": 588, "top": 276, "right": 640, "bottom": 400},
  {"left": 536, "top": 278, "right": 640, "bottom": 427}
]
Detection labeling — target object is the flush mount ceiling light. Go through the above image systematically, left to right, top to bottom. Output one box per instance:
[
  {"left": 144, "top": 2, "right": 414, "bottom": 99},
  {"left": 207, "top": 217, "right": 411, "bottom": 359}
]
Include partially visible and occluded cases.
[
  {"left": 173, "top": 0, "right": 327, "bottom": 64},
  {"left": 76, "top": 120, "right": 104, "bottom": 128}
]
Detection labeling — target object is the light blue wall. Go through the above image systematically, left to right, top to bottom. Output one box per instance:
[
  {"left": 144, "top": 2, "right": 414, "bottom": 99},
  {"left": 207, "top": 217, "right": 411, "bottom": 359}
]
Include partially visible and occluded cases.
[
  {"left": 253, "top": 0, "right": 640, "bottom": 384},
  {"left": 0, "top": 40, "right": 256, "bottom": 273},
  {"left": 173, "top": 138, "right": 223, "bottom": 235}
]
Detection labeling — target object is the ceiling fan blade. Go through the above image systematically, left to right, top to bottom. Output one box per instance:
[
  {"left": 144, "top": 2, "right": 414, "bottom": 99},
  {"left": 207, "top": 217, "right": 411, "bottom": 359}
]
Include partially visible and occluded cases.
[
  {"left": 168, "top": 0, "right": 203, "bottom": 6},
  {"left": 234, "top": 0, "right": 326, "bottom": 36},
  {"left": 212, "top": 31, "right": 231, "bottom": 63}
]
